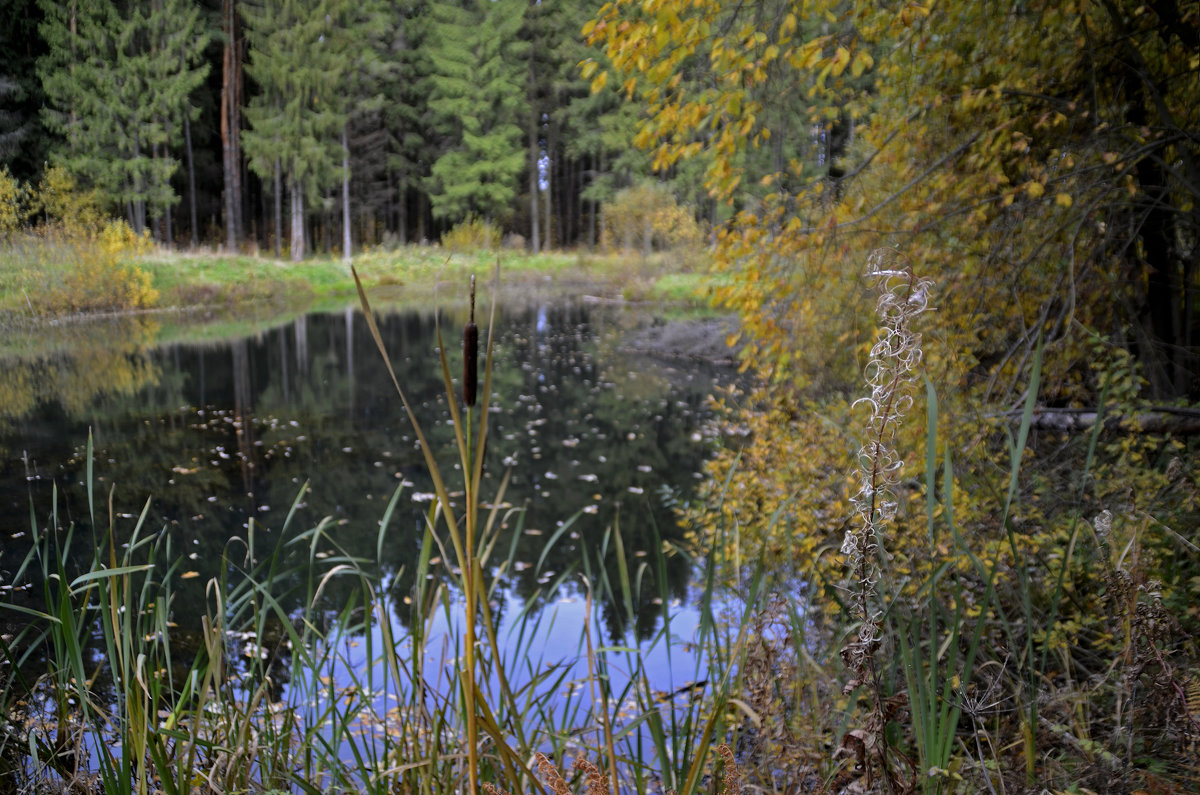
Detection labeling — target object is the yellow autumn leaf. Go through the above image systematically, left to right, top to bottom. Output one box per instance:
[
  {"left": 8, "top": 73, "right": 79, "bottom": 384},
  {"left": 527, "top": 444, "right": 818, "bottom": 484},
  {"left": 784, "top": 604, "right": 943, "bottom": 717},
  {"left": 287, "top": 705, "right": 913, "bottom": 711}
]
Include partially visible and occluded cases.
[
  {"left": 831, "top": 46, "right": 850, "bottom": 77},
  {"left": 590, "top": 70, "right": 608, "bottom": 93},
  {"left": 1026, "top": 181, "right": 1045, "bottom": 198},
  {"left": 1055, "top": 192, "right": 1073, "bottom": 207}
]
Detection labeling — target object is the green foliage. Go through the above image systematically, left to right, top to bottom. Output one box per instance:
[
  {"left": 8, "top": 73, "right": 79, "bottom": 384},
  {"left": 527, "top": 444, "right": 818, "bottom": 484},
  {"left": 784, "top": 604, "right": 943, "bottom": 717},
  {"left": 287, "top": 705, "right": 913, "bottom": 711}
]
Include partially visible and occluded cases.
[
  {"left": 36, "top": 0, "right": 209, "bottom": 233},
  {"left": 426, "top": 0, "right": 528, "bottom": 224}
]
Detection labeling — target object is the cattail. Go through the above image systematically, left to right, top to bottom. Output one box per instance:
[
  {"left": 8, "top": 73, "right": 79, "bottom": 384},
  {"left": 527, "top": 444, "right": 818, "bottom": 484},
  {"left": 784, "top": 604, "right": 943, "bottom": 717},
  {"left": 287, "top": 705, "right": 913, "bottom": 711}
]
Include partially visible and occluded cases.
[{"left": 463, "top": 275, "right": 478, "bottom": 407}]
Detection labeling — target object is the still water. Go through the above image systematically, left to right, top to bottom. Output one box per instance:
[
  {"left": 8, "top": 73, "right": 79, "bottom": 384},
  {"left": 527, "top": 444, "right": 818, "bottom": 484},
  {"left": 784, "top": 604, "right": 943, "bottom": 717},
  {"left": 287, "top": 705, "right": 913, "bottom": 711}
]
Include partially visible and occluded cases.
[{"left": 1, "top": 299, "right": 737, "bottom": 643}]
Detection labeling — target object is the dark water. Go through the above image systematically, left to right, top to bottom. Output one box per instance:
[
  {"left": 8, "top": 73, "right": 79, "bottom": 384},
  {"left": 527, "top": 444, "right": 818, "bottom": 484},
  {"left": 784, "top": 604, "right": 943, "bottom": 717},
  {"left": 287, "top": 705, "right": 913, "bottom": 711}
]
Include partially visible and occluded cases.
[{"left": 1, "top": 300, "right": 735, "bottom": 643}]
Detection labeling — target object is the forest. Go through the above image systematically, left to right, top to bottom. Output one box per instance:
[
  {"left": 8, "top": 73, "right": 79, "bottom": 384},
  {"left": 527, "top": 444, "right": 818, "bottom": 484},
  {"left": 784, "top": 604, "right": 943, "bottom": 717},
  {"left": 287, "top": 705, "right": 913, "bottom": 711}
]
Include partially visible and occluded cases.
[
  {"left": 1, "top": 0, "right": 1199, "bottom": 792},
  {"left": 1, "top": 0, "right": 686, "bottom": 258}
]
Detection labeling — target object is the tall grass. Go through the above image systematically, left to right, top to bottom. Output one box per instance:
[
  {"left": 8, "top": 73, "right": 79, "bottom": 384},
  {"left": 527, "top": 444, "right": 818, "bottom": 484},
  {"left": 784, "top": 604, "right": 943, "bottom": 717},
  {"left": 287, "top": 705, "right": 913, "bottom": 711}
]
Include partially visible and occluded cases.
[
  {"left": 823, "top": 254, "right": 1199, "bottom": 793},
  {"left": 0, "top": 274, "right": 750, "bottom": 794}
]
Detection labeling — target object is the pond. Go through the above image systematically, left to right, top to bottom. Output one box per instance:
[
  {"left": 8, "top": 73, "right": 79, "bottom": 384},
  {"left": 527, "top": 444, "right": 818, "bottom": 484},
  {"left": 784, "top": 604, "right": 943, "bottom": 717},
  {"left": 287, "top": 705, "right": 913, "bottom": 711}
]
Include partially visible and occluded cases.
[{"left": 1, "top": 295, "right": 740, "bottom": 661}]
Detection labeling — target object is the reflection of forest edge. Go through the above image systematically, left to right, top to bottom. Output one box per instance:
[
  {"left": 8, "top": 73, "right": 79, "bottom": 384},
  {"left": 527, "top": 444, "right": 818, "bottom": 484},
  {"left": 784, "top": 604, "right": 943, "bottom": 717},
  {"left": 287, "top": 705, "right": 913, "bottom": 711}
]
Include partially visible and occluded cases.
[{"left": 2, "top": 303, "right": 735, "bottom": 648}]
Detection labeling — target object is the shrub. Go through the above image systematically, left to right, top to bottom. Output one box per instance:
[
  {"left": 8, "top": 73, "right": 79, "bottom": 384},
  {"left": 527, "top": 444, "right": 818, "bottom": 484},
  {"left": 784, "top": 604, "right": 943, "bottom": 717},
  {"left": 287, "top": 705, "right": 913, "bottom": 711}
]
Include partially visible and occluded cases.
[
  {"left": 33, "top": 165, "right": 105, "bottom": 232},
  {"left": 0, "top": 167, "right": 28, "bottom": 238},
  {"left": 1, "top": 167, "right": 157, "bottom": 316},
  {"left": 601, "top": 181, "right": 703, "bottom": 255},
  {"left": 441, "top": 217, "right": 500, "bottom": 253},
  {"left": 13, "top": 219, "right": 158, "bottom": 315}
]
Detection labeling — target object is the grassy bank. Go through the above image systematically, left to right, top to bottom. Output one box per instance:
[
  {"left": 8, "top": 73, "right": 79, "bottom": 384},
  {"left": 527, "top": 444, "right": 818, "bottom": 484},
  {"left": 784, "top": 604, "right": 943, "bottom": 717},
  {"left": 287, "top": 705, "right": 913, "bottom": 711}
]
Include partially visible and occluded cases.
[{"left": 0, "top": 233, "right": 717, "bottom": 329}]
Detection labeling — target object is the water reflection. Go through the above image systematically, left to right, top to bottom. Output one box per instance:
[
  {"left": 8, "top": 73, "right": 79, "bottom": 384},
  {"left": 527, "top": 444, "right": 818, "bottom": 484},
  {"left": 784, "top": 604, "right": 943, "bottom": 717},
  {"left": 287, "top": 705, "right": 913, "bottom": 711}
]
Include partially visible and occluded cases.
[{"left": 1, "top": 302, "right": 732, "bottom": 643}]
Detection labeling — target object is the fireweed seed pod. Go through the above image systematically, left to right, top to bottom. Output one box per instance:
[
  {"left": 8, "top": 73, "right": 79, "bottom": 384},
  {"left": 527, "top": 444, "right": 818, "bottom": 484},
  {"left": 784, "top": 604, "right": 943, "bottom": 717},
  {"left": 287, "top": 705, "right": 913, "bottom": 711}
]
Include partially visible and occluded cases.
[{"left": 463, "top": 276, "right": 478, "bottom": 407}]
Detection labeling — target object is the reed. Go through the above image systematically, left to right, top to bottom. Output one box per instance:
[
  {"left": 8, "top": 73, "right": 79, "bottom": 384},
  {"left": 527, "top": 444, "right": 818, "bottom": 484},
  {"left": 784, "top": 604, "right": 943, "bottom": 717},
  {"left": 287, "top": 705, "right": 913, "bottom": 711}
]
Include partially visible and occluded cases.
[{"left": 0, "top": 271, "right": 750, "bottom": 794}]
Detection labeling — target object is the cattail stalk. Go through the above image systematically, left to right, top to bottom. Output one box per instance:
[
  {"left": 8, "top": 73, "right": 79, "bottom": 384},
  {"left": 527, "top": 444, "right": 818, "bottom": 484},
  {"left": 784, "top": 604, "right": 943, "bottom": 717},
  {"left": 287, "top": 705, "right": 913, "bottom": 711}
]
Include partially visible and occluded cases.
[{"left": 463, "top": 275, "right": 478, "bottom": 407}]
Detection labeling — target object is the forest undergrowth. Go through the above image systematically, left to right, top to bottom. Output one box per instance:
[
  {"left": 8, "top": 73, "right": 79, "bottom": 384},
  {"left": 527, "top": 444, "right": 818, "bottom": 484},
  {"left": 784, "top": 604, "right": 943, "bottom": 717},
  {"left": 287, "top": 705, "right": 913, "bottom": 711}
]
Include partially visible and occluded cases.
[{"left": 686, "top": 256, "right": 1200, "bottom": 794}]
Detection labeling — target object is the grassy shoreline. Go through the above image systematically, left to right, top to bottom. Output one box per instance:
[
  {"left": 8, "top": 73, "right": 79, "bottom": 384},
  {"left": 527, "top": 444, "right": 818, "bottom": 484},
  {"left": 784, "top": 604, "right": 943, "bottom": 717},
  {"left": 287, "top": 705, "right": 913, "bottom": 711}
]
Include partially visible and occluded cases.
[
  {"left": 1, "top": 241, "right": 715, "bottom": 323},
  {"left": 0, "top": 244, "right": 723, "bottom": 365}
]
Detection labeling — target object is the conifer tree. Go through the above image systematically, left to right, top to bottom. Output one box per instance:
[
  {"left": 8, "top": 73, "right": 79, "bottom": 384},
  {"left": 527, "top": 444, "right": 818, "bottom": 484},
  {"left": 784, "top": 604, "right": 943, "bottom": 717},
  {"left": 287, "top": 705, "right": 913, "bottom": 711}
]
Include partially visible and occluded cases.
[
  {"left": 0, "top": 0, "right": 46, "bottom": 178},
  {"left": 37, "top": 0, "right": 208, "bottom": 236},
  {"left": 242, "top": 0, "right": 348, "bottom": 260},
  {"left": 382, "top": 0, "right": 435, "bottom": 243},
  {"left": 426, "top": 0, "right": 529, "bottom": 226}
]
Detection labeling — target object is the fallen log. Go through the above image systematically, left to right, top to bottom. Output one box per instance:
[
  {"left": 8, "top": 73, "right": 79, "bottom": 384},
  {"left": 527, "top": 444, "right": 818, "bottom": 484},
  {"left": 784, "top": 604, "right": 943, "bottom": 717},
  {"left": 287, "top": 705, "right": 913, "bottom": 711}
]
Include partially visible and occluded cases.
[{"left": 1010, "top": 406, "right": 1200, "bottom": 435}]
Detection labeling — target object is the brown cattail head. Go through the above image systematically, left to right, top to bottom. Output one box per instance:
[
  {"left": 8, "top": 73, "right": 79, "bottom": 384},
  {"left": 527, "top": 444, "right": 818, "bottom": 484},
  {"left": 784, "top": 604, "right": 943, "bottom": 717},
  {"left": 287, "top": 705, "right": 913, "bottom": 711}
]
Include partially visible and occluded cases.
[{"left": 463, "top": 275, "right": 478, "bottom": 407}]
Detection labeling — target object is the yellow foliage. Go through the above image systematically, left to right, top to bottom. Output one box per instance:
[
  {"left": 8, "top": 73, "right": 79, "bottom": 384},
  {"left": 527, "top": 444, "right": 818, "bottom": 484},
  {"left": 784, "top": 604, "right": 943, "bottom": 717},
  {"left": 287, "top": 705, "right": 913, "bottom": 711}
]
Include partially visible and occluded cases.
[
  {"left": 593, "top": 0, "right": 1198, "bottom": 588},
  {"left": 34, "top": 165, "right": 105, "bottom": 232},
  {"left": 3, "top": 166, "right": 156, "bottom": 316},
  {"left": 0, "top": 167, "right": 28, "bottom": 237},
  {"left": 600, "top": 181, "right": 703, "bottom": 254},
  {"left": 441, "top": 217, "right": 501, "bottom": 253},
  {"left": 46, "top": 219, "right": 158, "bottom": 313}
]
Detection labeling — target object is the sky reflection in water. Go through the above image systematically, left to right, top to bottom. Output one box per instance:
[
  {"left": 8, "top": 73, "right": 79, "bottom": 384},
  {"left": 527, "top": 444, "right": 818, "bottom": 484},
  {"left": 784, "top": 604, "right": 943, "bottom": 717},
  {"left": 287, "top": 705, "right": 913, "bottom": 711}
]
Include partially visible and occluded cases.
[{"left": 1, "top": 301, "right": 738, "bottom": 677}]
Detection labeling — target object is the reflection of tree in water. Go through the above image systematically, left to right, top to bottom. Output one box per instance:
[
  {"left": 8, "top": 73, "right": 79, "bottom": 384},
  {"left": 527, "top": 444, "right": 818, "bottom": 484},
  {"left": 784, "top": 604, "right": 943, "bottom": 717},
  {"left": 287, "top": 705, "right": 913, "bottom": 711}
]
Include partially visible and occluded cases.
[{"left": 1, "top": 303, "right": 730, "bottom": 644}]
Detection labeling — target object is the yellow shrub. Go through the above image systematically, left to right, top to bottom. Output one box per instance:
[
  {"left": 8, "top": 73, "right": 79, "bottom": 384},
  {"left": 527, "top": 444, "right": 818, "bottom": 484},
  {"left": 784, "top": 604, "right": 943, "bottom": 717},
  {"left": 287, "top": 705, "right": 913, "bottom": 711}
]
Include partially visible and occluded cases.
[
  {"left": 34, "top": 165, "right": 104, "bottom": 231},
  {"left": 0, "top": 167, "right": 27, "bottom": 237},
  {"left": 601, "top": 182, "right": 703, "bottom": 254},
  {"left": 441, "top": 217, "right": 500, "bottom": 253},
  {"left": 22, "top": 219, "right": 159, "bottom": 315}
]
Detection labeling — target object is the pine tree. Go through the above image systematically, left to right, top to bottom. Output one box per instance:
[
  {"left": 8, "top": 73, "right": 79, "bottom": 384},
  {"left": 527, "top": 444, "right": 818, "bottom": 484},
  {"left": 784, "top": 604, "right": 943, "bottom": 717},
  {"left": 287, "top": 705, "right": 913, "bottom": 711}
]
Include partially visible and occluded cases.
[
  {"left": 0, "top": 0, "right": 47, "bottom": 178},
  {"left": 37, "top": 0, "right": 208, "bottom": 236},
  {"left": 242, "top": 0, "right": 349, "bottom": 260},
  {"left": 426, "top": 0, "right": 528, "bottom": 226}
]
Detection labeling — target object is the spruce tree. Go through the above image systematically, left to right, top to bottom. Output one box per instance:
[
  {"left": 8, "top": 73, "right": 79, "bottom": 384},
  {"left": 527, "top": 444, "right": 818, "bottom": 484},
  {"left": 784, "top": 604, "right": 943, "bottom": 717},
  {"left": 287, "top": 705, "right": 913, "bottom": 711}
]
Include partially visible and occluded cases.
[
  {"left": 0, "top": 0, "right": 47, "bottom": 178},
  {"left": 37, "top": 0, "right": 208, "bottom": 236},
  {"left": 242, "top": 0, "right": 348, "bottom": 260},
  {"left": 382, "top": 0, "right": 436, "bottom": 242},
  {"left": 426, "top": 0, "right": 528, "bottom": 226}
]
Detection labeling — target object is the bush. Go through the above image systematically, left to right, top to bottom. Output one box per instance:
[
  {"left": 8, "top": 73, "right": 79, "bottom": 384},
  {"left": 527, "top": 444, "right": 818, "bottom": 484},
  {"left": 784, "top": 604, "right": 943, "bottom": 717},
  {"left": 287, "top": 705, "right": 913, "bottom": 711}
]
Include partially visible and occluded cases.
[
  {"left": 0, "top": 167, "right": 28, "bottom": 239},
  {"left": 1, "top": 167, "right": 157, "bottom": 316},
  {"left": 601, "top": 181, "right": 703, "bottom": 255},
  {"left": 441, "top": 217, "right": 500, "bottom": 253}
]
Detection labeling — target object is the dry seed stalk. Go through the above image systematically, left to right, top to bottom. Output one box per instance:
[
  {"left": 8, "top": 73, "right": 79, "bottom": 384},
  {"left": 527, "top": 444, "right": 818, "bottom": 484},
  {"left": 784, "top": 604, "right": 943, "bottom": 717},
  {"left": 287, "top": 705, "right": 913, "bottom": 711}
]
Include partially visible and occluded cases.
[
  {"left": 840, "top": 251, "right": 932, "bottom": 781},
  {"left": 716, "top": 744, "right": 742, "bottom": 795},
  {"left": 535, "top": 752, "right": 571, "bottom": 795},
  {"left": 573, "top": 755, "right": 609, "bottom": 795}
]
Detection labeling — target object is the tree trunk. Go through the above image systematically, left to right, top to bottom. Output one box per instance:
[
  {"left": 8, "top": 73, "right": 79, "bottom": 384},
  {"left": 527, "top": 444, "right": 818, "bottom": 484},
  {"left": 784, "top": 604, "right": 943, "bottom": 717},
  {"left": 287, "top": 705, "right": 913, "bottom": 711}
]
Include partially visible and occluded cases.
[
  {"left": 221, "top": 0, "right": 242, "bottom": 252},
  {"left": 528, "top": 49, "right": 540, "bottom": 253},
  {"left": 529, "top": 111, "right": 540, "bottom": 253},
  {"left": 184, "top": 113, "right": 198, "bottom": 248},
  {"left": 546, "top": 125, "right": 556, "bottom": 247},
  {"left": 342, "top": 127, "right": 352, "bottom": 262},
  {"left": 132, "top": 134, "right": 146, "bottom": 234},
  {"left": 543, "top": 134, "right": 552, "bottom": 249},
  {"left": 273, "top": 157, "right": 282, "bottom": 258},
  {"left": 397, "top": 168, "right": 408, "bottom": 243},
  {"left": 290, "top": 179, "right": 305, "bottom": 262},
  {"left": 417, "top": 190, "right": 427, "bottom": 243},
  {"left": 1013, "top": 406, "right": 1200, "bottom": 436}
]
